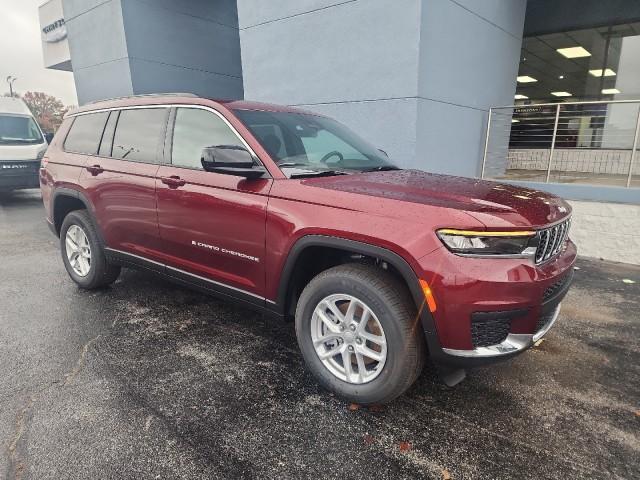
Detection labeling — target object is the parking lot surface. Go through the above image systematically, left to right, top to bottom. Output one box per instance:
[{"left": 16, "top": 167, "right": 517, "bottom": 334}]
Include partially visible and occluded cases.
[{"left": 1, "top": 190, "right": 639, "bottom": 480}]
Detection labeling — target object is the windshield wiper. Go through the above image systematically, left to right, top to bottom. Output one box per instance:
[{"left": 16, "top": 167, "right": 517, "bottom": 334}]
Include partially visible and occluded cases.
[
  {"left": 364, "top": 165, "right": 402, "bottom": 172},
  {"left": 289, "top": 170, "right": 348, "bottom": 179}
]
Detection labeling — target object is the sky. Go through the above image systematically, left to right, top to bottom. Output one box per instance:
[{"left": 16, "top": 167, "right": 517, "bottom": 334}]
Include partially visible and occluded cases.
[{"left": 1, "top": 0, "right": 77, "bottom": 106}]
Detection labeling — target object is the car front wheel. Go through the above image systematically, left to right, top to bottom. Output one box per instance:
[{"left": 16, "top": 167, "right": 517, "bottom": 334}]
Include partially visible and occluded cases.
[{"left": 295, "top": 263, "right": 425, "bottom": 404}]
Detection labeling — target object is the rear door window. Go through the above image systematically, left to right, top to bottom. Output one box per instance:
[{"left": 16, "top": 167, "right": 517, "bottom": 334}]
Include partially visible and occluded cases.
[
  {"left": 112, "top": 108, "right": 168, "bottom": 163},
  {"left": 64, "top": 112, "right": 109, "bottom": 154}
]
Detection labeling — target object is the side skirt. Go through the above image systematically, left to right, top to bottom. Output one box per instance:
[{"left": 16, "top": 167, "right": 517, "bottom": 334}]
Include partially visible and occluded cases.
[{"left": 104, "top": 248, "right": 283, "bottom": 319}]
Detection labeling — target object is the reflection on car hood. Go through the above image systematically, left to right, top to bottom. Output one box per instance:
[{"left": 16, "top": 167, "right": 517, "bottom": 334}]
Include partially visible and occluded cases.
[{"left": 302, "top": 169, "right": 572, "bottom": 228}]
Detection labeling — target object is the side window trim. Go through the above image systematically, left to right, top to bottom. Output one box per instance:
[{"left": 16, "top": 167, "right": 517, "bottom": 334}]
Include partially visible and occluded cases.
[
  {"left": 64, "top": 105, "right": 267, "bottom": 173},
  {"left": 161, "top": 107, "right": 176, "bottom": 165},
  {"left": 97, "top": 110, "right": 119, "bottom": 158}
]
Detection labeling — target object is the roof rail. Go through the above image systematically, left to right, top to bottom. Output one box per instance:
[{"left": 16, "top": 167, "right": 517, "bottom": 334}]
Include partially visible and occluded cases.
[{"left": 85, "top": 92, "right": 197, "bottom": 105}]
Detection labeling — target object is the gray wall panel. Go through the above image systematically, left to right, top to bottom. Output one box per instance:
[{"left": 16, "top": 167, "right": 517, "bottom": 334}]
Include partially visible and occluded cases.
[
  {"left": 63, "top": 0, "right": 128, "bottom": 71},
  {"left": 121, "top": 0, "right": 243, "bottom": 78},
  {"left": 238, "top": 0, "right": 354, "bottom": 29},
  {"left": 240, "top": 0, "right": 421, "bottom": 105},
  {"left": 418, "top": 0, "right": 524, "bottom": 111},
  {"left": 451, "top": 0, "right": 526, "bottom": 39},
  {"left": 72, "top": 58, "right": 133, "bottom": 104},
  {"left": 128, "top": 58, "right": 243, "bottom": 99},
  {"left": 415, "top": 98, "right": 487, "bottom": 175}
]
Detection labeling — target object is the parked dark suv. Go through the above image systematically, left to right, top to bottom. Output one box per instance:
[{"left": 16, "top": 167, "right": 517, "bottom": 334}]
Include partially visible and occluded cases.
[{"left": 40, "top": 94, "right": 576, "bottom": 404}]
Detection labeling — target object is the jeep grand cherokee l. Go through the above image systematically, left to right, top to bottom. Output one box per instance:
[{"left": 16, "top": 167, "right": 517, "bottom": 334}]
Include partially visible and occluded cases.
[{"left": 40, "top": 94, "right": 576, "bottom": 404}]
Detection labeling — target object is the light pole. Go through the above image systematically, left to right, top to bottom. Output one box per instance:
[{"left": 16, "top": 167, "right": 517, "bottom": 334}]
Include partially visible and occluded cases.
[{"left": 6, "top": 76, "right": 17, "bottom": 97}]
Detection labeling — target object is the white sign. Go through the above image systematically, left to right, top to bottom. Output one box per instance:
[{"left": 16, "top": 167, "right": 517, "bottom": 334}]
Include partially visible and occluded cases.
[{"left": 42, "top": 18, "right": 67, "bottom": 43}]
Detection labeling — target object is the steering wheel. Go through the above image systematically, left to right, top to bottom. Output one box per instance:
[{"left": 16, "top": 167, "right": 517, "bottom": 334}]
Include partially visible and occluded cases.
[{"left": 320, "top": 151, "right": 344, "bottom": 164}]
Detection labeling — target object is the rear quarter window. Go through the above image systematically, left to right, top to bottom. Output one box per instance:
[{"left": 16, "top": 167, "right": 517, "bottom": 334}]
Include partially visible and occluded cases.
[{"left": 63, "top": 112, "right": 109, "bottom": 155}]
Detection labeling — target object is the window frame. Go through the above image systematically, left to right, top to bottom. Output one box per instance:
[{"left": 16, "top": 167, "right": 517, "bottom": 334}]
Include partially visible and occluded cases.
[
  {"left": 64, "top": 104, "right": 266, "bottom": 174},
  {"left": 167, "top": 106, "right": 257, "bottom": 172},
  {"left": 109, "top": 107, "right": 170, "bottom": 165},
  {"left": 62, "top": 111, "right": 110, "bottom": 155}
]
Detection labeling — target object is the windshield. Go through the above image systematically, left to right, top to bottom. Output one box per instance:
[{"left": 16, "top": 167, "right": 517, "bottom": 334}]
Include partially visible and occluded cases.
[
  {"left": 233, "top": 109, "right": 397, "bottom": 176},
  {"left": 0, "top": 115, "right": 44, "bottom": 145}
]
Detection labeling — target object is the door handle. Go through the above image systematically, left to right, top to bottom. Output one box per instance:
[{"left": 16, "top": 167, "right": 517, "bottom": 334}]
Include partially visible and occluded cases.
[
  {"left": 86, "top": 164, "right": 104, "bottom": 176},
  {"left": 161, "top": 175, "right": 186, "bottom": 188}
]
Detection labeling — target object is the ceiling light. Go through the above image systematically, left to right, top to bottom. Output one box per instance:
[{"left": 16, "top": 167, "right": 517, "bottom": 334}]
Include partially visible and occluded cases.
[
  {"left": 556, "top": 46, "right": 591, "bottom": 58},
  {"left": 589, "top": 68, "right": 616, "bottom": 77},
  {"left": 517, "top": 75, "right": 537, "bottom": 83},
  {"left": 558, "top": 75, "right": 564, "bottom": 79},
  {"left": 601, "top": 88, "right": 621, "bottom": 94},
  {"left": 551, "top": 91, "right": 572, "bottom": 97},
  {"left": 514, "top": 94, "right": 528, "bottom": 100},
  {"left": 512, "top": 119, "right": 520, "bottom": 123}
]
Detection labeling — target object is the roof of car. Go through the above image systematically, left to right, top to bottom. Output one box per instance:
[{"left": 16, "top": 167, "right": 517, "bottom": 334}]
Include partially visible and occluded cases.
[
  {"left": 67, "top": 93, "right": 321, "bottom": 117},
  {"left": 0, "top": 96, "right": 33, "bottom": 116}
]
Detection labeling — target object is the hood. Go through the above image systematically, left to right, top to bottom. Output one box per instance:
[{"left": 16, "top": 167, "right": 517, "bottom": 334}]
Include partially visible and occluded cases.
[
  {"left": 0, "top": 143, "right": 47, "bottom": 161},
  {"left": 302, "top": 169, "right": 571, "bottom": 229}
]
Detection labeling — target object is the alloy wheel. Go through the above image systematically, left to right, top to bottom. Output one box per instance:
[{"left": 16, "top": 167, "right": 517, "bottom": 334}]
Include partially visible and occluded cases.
[
  {"left": 65, "top": 225, "right": 92, "bottom": 277},
  {"left": 311, "top": 294, "right": 387, "bottom": 384}
]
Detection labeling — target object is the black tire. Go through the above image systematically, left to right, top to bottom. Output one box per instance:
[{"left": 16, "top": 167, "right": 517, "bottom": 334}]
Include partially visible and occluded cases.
[
  {"left": 60, "top": 209, "right": 121, "bottom": 289},
  {"left": 295, "top": 263, "right": 425, "bottom": 404}
]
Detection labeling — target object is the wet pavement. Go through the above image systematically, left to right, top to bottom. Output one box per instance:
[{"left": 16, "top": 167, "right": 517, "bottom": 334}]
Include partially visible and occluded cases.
[{"left": 1, "top": 190, "right": 639, "bottom": 480}]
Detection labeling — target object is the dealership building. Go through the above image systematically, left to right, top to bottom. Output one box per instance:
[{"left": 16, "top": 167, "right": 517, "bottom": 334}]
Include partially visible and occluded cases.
[{"left": 39, "top": 0, "right": 640, "bottom": 263}]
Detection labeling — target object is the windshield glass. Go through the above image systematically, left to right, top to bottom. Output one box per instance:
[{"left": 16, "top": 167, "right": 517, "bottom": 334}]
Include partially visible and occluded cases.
[
  {"left": 233, "top": 109, "right": 397, "bottom": 176},
  {"left": 0, "top": 115, "right": 44, "bottom": 145}
]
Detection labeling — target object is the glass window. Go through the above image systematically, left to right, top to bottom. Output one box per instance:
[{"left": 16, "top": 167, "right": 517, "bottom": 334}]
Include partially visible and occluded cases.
[
  {"left": 112, "top": 108, "right": 168, "bottom": 163},
  {"left": 171, "top": 108, "right": 244, "bottom": 169},
  {"left": 234, "top": 109, "right": 396, "bottom": 176},
  {"left": 98, "top": 111, "right": 118, "bottom": 157},
  {"left": 63, "top": 112, "right": 109, "bottom": 154},
  {"left": 0, "top": 115, "right": 44, "bottom": 145}
]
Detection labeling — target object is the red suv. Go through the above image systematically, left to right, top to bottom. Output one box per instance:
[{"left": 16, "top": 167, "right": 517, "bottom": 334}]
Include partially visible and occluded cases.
[{"left": 40, "top": 94, "right": 576, "bottom": 404}]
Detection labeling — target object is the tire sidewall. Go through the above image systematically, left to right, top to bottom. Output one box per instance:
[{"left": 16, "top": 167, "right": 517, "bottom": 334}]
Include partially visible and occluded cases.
[
  {"left": 60, "top": 211, "right": 102, "bottom": 288},
  {"left": 296, "top": 269, "right": 415, "bottom": 403}
]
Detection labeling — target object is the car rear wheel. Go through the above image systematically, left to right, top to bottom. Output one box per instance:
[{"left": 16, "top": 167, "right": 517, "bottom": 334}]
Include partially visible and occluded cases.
[
  {"left": 60, "top": 210, "right": 120, "bottom": 289},
  {"left": 295, "top": 263, "right": 425, "bottom": 404}
]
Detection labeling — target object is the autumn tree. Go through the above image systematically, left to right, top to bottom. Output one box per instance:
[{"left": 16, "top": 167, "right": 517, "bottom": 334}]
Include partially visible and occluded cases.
[{"left": 21, "top": 91, "right": 69, "bottom": 133}]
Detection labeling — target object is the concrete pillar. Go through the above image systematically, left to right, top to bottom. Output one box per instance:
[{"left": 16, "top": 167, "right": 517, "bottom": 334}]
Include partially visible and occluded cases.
[
  {"left": 63, "top": 0, "right": 244, "bottom": 105},
  {"left": 238, "top": 0, "right": 526, "bottom": 177}
]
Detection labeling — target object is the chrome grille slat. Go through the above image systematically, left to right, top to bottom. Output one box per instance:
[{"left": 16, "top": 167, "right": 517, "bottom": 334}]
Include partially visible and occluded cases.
[{"left": 535, "top": 217, "right": 571, "bottom": 265}]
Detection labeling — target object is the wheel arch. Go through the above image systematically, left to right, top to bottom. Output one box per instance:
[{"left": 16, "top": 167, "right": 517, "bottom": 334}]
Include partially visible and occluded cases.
[
  {"left": 51, "top": 188, "right": 104, "bottom": 243},
  {"left": 275, "top": 236, "right": 431, "bottom": 320}
]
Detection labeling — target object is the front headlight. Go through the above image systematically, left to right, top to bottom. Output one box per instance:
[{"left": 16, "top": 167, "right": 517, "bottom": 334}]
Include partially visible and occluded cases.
[{"left": 437, "top": 229, "right": 538, "bottom": 257}]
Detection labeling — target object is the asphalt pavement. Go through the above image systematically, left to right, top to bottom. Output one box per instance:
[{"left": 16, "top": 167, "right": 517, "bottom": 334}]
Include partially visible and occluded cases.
[{"left": 1, "top": 190, "right": 638, "bottom": 480}]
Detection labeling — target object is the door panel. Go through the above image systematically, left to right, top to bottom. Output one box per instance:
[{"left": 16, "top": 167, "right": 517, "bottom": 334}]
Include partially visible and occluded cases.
[
  {"left": 155, "top": 106, "right": 271, "bottom": 299},
  {"left": 80, "top": 107, "right": 168, "bottom": 261},
  {"left": 81, "top": 158, "right": 161, "bottom": 258},
  {"left": 155, "top": 167, "right": 271, "bottom": 298}
]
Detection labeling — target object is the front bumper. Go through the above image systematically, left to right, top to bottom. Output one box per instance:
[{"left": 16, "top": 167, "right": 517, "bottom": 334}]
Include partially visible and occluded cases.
[
  {"left": 0, "top": 161, "right": 41, "bottom": 190},
  {"left": 417, "top": 239, "right": 576, "bottom": 369},
  {"left": 442, "top": 303, "right": 561, "bottom": 358}
]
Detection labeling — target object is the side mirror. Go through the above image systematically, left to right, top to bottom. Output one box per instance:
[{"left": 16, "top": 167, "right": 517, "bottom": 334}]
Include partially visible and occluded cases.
[
  {"left": 44, "top": 132, "right": 54, "bottom": 144},
  {"left": 201, "top": 145, "right": 267, "bottom": 179}
]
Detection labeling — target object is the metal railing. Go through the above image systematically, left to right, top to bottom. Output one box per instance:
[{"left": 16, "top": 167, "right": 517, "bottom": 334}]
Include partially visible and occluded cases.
[{"left": 481, "top": 99, "right": 640, "bottom": 188}]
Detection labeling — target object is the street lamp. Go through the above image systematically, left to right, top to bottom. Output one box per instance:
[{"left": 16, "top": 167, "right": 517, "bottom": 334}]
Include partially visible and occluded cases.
[{"left": 6, "top": 76, "right": 17, "bottom": 97}]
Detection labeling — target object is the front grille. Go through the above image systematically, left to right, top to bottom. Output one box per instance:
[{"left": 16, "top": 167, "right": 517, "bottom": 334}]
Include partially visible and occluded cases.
[
  {"left": 535, "top": 218, "right": 571, "bottom": 264},
  {"left": 543, "top": 273, "right": 572, "bottom": 302},
  {"left": 471, "top": 317, "right": 511, "bottom": 348}
]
